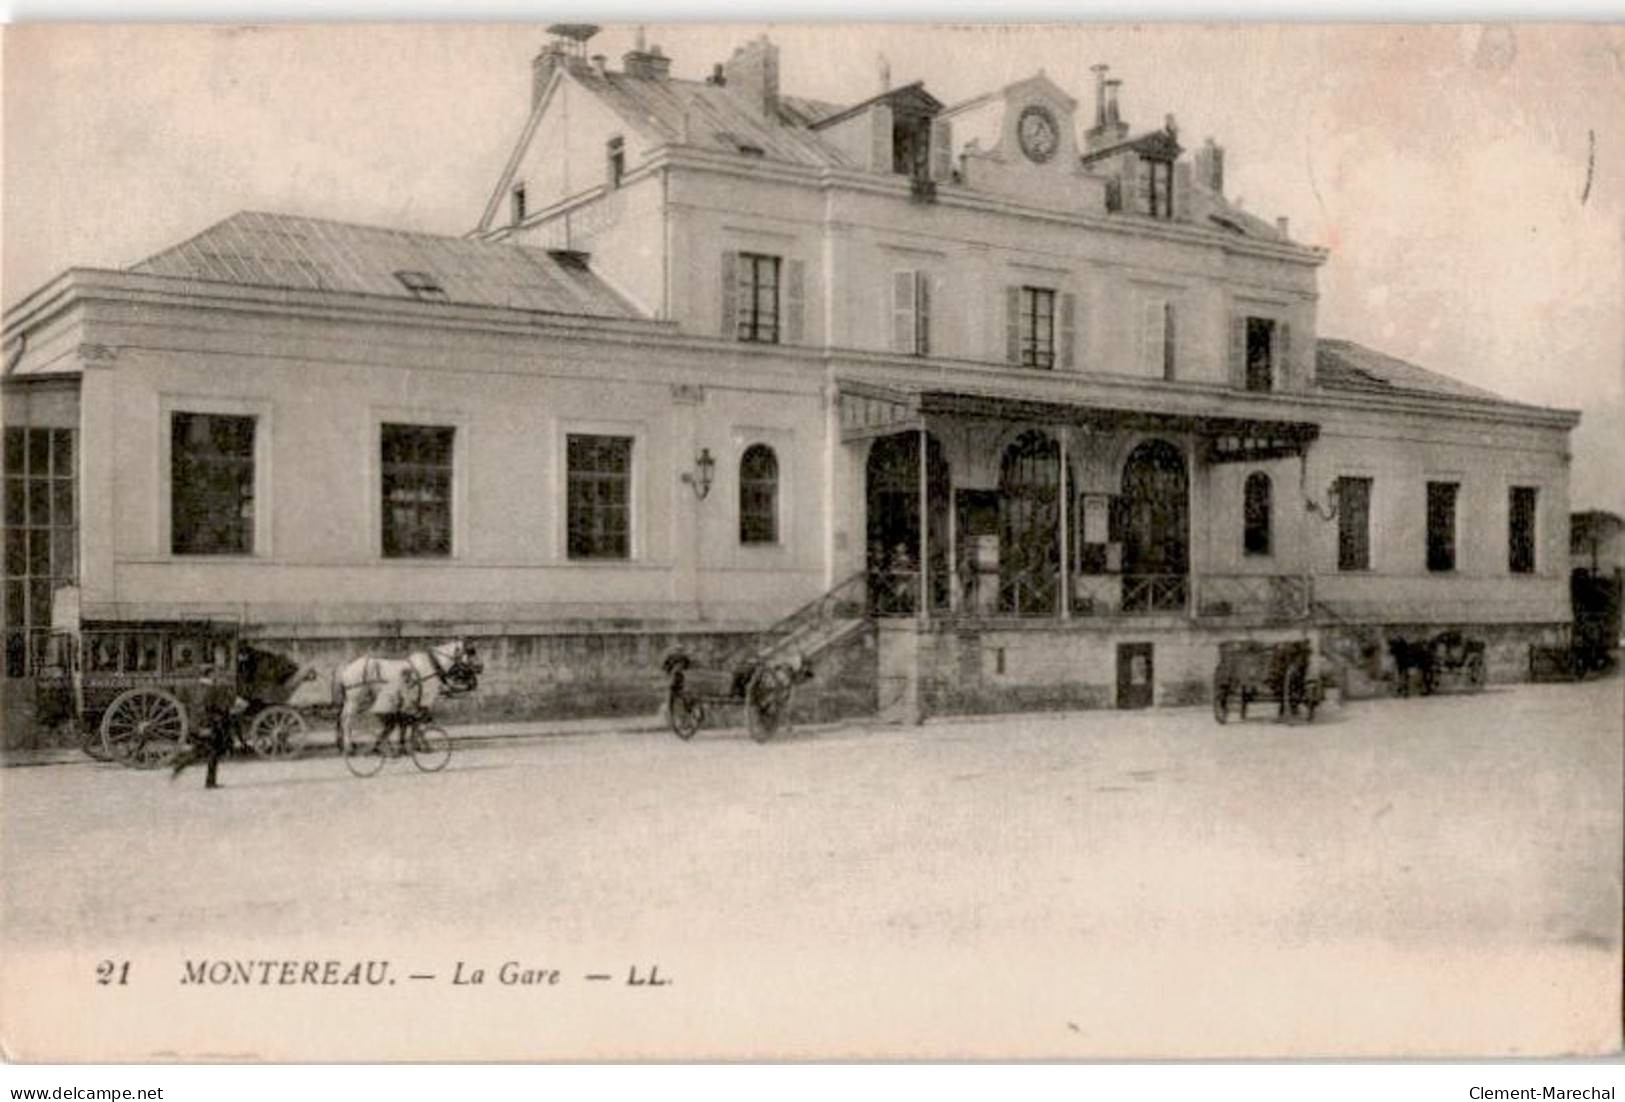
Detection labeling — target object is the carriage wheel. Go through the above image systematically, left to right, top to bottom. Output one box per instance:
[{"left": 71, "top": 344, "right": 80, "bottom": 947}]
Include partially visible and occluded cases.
[
  {"left": 1466, "top": 653, "right": 1487, "bottom": 689},
  {"left": 746, "top": 666, "right": 794, "bottom": 743},
  {"left": 1284, "top": 667, "right": 1306, "bottom": 721},
  {"left": 1212, "top": 685, "right": 1230, "bottom": 724},
  {"left": 100, "top": 688, "right": 189, "bottom": 769},
  {"left": 669, "top": 690, "right": 701, "bottom": 741},
  {"left": 247, "top": 705, "right": 306, "bottom": 758},
  {"left": 79, "top": 722, "right": 114, "bottom": 762},
  {"left": 407, "top": 723, "right": 451, "bottom": 773},
  {"left": 342, "top": 729, "right": 387, "bottom": 778}
]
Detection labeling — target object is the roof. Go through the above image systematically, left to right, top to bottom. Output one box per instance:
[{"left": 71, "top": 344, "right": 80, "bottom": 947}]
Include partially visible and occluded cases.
[
  {"left": 562, "top": 61, "right": 856, "bottom": 169},
  {"left": 132, "top": 210, "right": 643, "bottom": 318},
  {"left": 1315, "top": 339, "right": 1523, "bottom": 405}
]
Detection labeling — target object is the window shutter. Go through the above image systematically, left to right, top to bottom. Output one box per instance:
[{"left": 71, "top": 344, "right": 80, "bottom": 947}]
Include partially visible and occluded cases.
[
  {"left": 870, "top": 105, "right": 893, "bottom": 173},
  {"left": 930, "top": 119, "right": 953, "bottom": 181},
  {"left": 1120, "top": 157, "right": 1140, "bottom": 215},
  {"left": 1173, "top": 161, "right": 1192, "bottom": 221},
  {"left": 720, "top": 251, "right": 738, "bottom": 338},
  {"left": 784, "top": 258, "right": 805, "bottom": 345},
  {"left": 892, "top": 270, "right": 916, "bottom": 353},
  {"left": 916, "top": 272, "right": 932, "bottom": 356},
  {"left": 1006, "top": 286, "right": 1021, "bottom": 365},
  {"left": 1060, "top": 291, "right": 1077, "bottom": 370},
  {"left": 1141, "top": 298, "right": 1163, "bottom": 376},
  {"left": 1163, "top": 302, "right": 1177, "bottom": 380},
  {"left": 1229, "top": 315, "right": 1246, "bottom": 388},
  {"left": 1276, "top": 320, "right": 1293, "bottom": 390}
]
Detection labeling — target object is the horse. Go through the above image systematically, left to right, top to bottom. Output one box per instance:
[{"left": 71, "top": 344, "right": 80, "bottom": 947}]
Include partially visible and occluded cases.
[
  {"left": 1387, "top": 636, "right": 1436, "bottom": 697},
  {"left": 331, "top": 639, "right": 481, "bottom": 749}
]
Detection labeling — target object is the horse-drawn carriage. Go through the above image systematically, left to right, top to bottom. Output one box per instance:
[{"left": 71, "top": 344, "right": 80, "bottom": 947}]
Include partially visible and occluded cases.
[
  {"left": 39, "top": 619, "right": 312, "bottom": 767},
  {"left": 1388, "top": 630, "right": 1487, "bottom": 696},
  {"left": 1212, "top": 638, "right": 1323, "bottom": 723},
  {"left": 662, "top": 649, "right": 809, "bottom": 743}
]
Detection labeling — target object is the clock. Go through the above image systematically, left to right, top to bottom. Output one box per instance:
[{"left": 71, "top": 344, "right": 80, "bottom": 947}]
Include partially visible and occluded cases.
[{"left": 1017, "top": 105, "right": 1060, "bottom": 163}]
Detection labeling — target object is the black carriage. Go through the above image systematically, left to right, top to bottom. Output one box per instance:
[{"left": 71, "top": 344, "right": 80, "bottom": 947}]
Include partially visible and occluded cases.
[
  {"left": 40, "top": 619, "right": 312, "bottom": 767},
  {"left": 1388, "top": 629, "right": 1487, "bottom": 696},
  {"left": 1212, "top": 638, "right": 1322, "bottom": 723}
]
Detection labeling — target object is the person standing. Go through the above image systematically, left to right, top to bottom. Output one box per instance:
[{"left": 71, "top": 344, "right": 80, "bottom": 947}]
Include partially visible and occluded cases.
[{"left": 170, "top": 663, "right": 245, "bottom": 789}]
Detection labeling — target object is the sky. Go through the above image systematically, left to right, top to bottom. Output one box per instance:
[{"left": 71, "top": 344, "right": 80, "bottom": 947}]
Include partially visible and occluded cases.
[{"left": 4, "top": 22, "right": 1621, "bottom": 512}]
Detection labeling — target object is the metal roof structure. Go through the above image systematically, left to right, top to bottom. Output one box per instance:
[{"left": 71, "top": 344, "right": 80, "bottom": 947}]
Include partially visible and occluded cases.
[
  {"left": 132, "top": 210, "right": 644, "bottom": 319},
  {"left": 1315, "top": 338, "right": 1524, "bottom": 406}
]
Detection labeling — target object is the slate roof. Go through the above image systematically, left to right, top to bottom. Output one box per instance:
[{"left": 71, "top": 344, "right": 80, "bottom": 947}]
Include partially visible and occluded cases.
[
  {"left": 563, "top": 62, "right": 855, "bottom": 168},
  {"left": 132, "top": 210, "right": 643, "bottom": 318},
  {"left": 1316, "top": 339, "right": 1521, "bottom": 405}
]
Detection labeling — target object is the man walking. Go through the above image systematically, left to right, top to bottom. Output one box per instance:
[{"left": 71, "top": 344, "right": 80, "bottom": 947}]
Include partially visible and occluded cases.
[{"left": 170, "top": 662, "right": 245, "bottom": 789}]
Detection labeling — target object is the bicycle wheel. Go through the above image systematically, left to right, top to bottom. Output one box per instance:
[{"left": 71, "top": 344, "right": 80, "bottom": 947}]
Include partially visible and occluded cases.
[
  {"left": 669, "top": 689, "right": 701, "bottom": 740},
  {"left": 407, "top": 723, "right": 451, "bottom": 773},
  {"left": 343, "top": 731, "right": 387, "bottom": 777}
]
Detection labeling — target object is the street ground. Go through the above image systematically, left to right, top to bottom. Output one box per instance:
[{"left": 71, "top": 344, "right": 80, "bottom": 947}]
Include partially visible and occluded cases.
[{"left": 2, "top": 676, "right": 1620, "bottom": 1060}]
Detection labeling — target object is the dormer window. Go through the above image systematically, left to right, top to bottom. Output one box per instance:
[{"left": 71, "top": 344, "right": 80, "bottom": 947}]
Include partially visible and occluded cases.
[
  {"left": 892, "top": 114, "right": 930, "bottom": 177},
  {"left": 606, "top": 136, "right": 625, "bottom": 189},
  {"left": 1139, "top": 156, "right": 1173, "bottom": 219}
]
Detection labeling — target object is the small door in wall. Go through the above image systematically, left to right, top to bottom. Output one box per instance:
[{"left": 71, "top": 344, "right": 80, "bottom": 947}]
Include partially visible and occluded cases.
[{"left": 1117, "top": 642, "right": 1154, "bottom": 710}]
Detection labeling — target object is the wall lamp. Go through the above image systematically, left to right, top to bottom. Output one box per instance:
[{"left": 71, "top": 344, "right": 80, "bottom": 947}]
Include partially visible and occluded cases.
[
  {"left": 681, "top": 447, "right": 716, "bottom": 501},
  {"left": 1305, "top": 479, "right": 1341, "bottom": 522}
]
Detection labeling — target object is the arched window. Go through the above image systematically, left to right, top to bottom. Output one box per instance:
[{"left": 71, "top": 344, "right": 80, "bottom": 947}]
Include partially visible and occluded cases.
[
  {"left": 739, "top": 445, "right": 779, "bottom": 544},
  {"left": 1244, "top": 472, "right": 1272, "bottom": 556}
]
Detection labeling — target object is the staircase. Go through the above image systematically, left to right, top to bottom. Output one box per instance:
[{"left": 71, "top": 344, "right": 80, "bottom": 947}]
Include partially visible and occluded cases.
[{"left": 720, "top": 570, "right": 873, "bottom": 673}]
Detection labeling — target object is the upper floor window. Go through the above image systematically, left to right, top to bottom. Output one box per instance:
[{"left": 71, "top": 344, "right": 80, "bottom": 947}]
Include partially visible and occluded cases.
[
  {"left": 607, "top": 136, "right": 625, "bottom": 189},
  {"left": 1139, "top": 157, "right": 1174, "bottom": 219},
  {"left": 511, "top": 182, "right": 527, "bottom": 225},
  {"left": 723, "top": 252, "right": 782, "bottom": 344},
  {"left": 892, "top": 270, "right": 932, "bottom": 356},
  {"left": 1016, "top": 286, "right": 1055, "bottom": 369},
  {"left": 1245, "top": 316, "right": 1276, "bottom": 392},
  {"left": 171, "top": 412, "right": 255, "bottom": 556},
  {"left": 381, "top": 423, "right": 454, "bottom": 559},
  {"left": 567, "top": 434, "right": 632, "bottom": 561},
  {"left": 739, "top": 444, "right": 779, "bottom": 545},
  {"left": 1243, "top": 472, "right": 1272, "bottom": 556},
  {"left": 1337, "top": 476, "right": 1372, "bottom": 572},
  {"left": 1426, "top": 481, "right": 1459, "bottom": 573},
  {"left": 1509, "top": 486, "right": 1537, "bottom": 574}
]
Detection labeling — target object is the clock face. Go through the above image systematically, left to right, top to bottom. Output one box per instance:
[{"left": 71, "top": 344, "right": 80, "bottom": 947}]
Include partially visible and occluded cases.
[{"left": 1018, "top": 105, "right": 1060, "bottom": 163}]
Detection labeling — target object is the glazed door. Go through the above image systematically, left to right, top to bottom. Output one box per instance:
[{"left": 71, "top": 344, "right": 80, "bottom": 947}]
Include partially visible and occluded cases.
[{"left": 1116, "top": 642, "right": 1154, "bottom": 709}]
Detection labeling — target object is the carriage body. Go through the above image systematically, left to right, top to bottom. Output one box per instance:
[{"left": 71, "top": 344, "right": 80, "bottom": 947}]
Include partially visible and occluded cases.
[
  {"left": 44, "top": 620, "right": 311, "bottom": 765},
  {"left": 1389, "top": 630, "right": 1487, "bottom": 695},
  {"left": 1212, "top": 638, "right": 1322, "bottom": 723},
  {"left": 662, "top": 649, "right": 808, "bottom": 742}
]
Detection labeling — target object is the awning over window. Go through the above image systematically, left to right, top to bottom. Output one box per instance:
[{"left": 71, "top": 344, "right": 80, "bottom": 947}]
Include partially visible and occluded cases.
[{"left": 837, "top": 379, "right": 1319, "bottom": 461}]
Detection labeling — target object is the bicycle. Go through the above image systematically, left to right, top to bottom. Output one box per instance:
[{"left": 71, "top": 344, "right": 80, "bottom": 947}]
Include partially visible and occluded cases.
[{"left": 342, "top": 709, "right": 452, "bottom": 777}]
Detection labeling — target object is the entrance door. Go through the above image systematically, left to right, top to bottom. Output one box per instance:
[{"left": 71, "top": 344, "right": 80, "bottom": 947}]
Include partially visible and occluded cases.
[
  {"left": 999, "top": 430, "right": 1070, "bottom": 615},
  {"left": 865, "top": 432, "right": 949, "bottom": 615},
  {"left": 1120, "top": 439, "right": 1189, "bottom": 612},
  {"left": 1116, "top": 642, "right": 1154, "bottom": 709}
]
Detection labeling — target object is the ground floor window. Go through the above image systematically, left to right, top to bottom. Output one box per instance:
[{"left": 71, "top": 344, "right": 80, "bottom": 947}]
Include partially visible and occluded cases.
[
  {"left": 171, "top": 412, "right": 256, "bottom": 555},
  {"left": 381, "top": 423, "right": 454, "bottom": 558},
  {"left": 3, "top": 426, "right": 75, "bottom": 676},
  {"left": 567, "top": 434, "right": 632, "bottom": 560},
  {"left": 739, "top": 444, "right": 779, "bottom": 545},
  {"left": 1243, "top": 471, "right": 1272, "bottom": 556},
  {"left": 1336, "top": 476, "right": 1371, "bottom": 572},
  {"left": 1426, "top": 481, "right": 1458, "bottom": 573},
  {"left": 1508, "top": 486, "right": 1537, "bottom": 574}
]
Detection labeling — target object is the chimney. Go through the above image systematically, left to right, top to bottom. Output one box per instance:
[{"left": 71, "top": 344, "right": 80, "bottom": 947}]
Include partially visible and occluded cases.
[
  {"left": 721, "top": 34, "right": 780, "bottom": 119},
  {"left": 623, "top": 43, "right": 672, "bottom": 80},
  {"left": 878, "top": 54, "right": 891, "bottom": 93},
  {"left": 1091, "top": 64, "right": 1109, "bottom": 129},
  {"left": 1103, "top": 79, "right": 1123, "bottom": 129},
  {"left": 1194, "top": 137, "right": 1225, "bottom": 193},
  {"left": 1276, "top": 216, "right": 1290, "bottom": 238}
]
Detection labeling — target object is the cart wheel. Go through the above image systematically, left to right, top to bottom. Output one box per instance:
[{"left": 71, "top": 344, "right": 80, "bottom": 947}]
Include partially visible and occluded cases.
[
  {"left": 1466, "top": 653, "right": 1486, "bottom": 689},
  {"left": 746, "top": 666, "right": 793, "bottom": 743},
  {"left": 1212, "top": 685, "right": 1229, "bottom": 724},
  {"left": 100, "top": 687, "right": 188, "bottom": 769},
  {"left": 669, "top": 690, "right": 701, "bottom": 741},
  {"left": 247, "top": 705, "right": 306, "bottom": 758},
  {"left": 79, "top": 722, "right": 113, "bottom": 762},
  {"left": 407, "top": 723, "right": 451, "bottom": 773}
]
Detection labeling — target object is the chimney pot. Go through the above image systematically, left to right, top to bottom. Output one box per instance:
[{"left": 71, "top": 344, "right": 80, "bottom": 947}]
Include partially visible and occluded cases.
[{"left": 1276, "top": 216, "right": 1290, "bottom": 237}]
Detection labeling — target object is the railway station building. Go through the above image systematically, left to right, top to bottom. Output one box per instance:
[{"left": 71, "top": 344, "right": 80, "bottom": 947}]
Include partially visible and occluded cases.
[{"left": 1, "top": 29, "right": 1580, "bottom": 741}]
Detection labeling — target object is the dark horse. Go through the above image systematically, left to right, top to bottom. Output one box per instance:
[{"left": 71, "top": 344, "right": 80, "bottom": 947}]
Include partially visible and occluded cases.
[{"left": 1388, "top": 637, "right": 1436, "bottom": 696}]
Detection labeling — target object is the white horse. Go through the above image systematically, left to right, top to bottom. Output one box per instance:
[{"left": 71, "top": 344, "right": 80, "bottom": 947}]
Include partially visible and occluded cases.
[{"left": 331, "top": 639, "right": 481, "bottom": 748}]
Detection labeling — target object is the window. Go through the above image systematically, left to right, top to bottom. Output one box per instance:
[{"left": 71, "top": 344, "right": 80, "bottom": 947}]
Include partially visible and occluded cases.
[
  {"left": 607, "top": 136, "right": 625, "bottom": 189},
  {"left": 1138, "top": 157, "right": 1174, "bottom": 219},
  {"left": 511, "top": 183, "right": 527, "bottom": 225},
  {"left": 728, "top": 252, "right": 781, "bottom": 344},
  {"left": 892, "top": 270, "right": 931, "bottom": 356},
  {"left": 1018, "top": 286, "right": 1056, "bottom": 369},
  {"left": 1142, "top": 298, "right": 1176, "bottom": 379},
  {"left": 1245, "top": 316, "right": 1275, "bottom": 392},
  {"left": 171, "top": 412, "right": 255, "bottom": 556},
  {"left": 381, "top": 424, "right": 454, "bottom": 559},
  {"left": 3, "top": 426, "right": 75, "bottom": 677},
  {"left": 567, "top": 434, "right": 632, "bottom": 560},
  {"left": 739, "top": 444, "right": 779, "bottom": 545},
  {"left": 1243, "top": 472, "right": 1272, "bottom": 556},
  {"left": 1336, "top": 476, "right": 1371, "bottom": 572},
  {"left": 1426, "top": 481, "right": 1459, "bottom": 573},
  {"left": 1509, "top": 486, "right": 1537, "bottom": 574}
]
